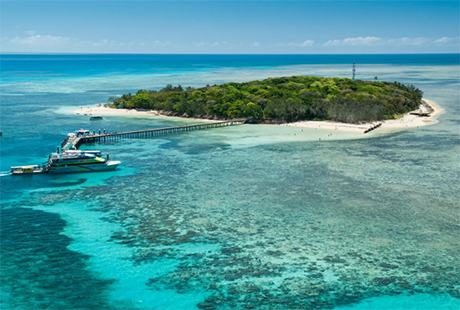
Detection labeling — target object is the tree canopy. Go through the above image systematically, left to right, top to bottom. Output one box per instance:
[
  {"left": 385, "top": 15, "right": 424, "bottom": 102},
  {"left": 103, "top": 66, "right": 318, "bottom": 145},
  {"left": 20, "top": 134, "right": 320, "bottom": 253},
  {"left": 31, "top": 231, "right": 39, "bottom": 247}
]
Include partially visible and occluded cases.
[{"left": 108, "top": 76, "right": 423, "bottom": 123}]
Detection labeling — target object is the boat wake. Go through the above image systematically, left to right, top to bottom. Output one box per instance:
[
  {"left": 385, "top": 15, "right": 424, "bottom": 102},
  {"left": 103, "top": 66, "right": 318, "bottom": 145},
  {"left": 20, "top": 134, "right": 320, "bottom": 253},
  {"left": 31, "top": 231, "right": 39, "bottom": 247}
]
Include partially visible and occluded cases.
[{"left": 0, "top": 171, "right": 10, "bottom": 177}]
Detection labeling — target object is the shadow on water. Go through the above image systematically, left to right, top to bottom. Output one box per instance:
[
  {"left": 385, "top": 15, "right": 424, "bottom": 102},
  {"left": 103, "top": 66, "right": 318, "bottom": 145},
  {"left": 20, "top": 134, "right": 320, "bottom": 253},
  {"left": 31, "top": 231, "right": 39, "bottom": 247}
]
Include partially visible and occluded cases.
[{"left": 48, "top": 178, "right": 88, "bottom": 187}]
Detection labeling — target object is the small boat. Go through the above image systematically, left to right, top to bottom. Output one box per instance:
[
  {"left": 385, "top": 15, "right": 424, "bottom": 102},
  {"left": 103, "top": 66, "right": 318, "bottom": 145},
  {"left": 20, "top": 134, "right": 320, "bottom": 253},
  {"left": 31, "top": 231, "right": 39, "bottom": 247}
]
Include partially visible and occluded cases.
[
  {"left": 90, "top": 115, "right": 103, "bottom": 120},
  {"left": 76, "top": 129, "right": 91, "bottom": 137},
  {"left": 10, "top": 165, "right": 47, "bottom": 175}
]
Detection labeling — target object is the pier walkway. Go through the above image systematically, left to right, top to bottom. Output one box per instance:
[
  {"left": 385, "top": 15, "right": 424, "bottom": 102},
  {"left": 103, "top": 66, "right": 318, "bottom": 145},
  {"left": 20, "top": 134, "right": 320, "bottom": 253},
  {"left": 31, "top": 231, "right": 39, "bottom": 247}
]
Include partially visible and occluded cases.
[{"left": 62, "top": 119, "right": 246, "bottom": 150}]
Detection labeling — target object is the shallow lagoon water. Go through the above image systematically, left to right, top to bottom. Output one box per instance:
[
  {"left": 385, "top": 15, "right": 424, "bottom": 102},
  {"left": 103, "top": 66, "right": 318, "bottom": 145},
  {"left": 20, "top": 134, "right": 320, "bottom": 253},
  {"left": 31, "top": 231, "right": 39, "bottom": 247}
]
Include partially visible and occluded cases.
[
  {"left": 0, "top": 55, "right": 459, "bottom": 309},
  {"left": 334, "top": 294, "right": 460, "bottom": 310}
]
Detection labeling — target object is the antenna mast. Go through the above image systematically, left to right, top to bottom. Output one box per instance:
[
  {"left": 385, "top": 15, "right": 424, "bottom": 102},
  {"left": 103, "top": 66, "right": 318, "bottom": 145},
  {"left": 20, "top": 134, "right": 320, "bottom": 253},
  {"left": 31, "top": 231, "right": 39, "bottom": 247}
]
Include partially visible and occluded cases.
[{"left": 352, "top": 61, "right": 356, "bottom": 81}]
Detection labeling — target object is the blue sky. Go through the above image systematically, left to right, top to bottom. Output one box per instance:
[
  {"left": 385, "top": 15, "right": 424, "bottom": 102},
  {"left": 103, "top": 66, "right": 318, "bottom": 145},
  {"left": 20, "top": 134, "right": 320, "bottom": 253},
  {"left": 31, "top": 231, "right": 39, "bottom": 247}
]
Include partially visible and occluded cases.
[{"left": 1, "top": 0, "right": 459, "bottom": 54}]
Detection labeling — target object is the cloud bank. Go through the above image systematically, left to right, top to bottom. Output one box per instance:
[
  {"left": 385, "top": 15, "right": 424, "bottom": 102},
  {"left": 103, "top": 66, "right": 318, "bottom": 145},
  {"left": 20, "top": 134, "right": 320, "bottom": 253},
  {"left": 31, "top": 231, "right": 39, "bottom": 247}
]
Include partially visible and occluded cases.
[
  {"left": 2, "top": 33, "right": 457, "bottom": 53},
  {"left": 10, "top": 34, "right": 70, "bottom": 46},
  {"left": 324, "top": 36, "right": 456, "bottom": 47}
]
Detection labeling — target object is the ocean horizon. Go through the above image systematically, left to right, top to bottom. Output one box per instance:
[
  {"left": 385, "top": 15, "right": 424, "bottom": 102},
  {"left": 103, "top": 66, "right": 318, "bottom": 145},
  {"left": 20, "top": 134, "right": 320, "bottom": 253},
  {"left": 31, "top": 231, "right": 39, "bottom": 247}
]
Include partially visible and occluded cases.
[{"left": 1, "top": 53, "right": 459, "bottom": 310}]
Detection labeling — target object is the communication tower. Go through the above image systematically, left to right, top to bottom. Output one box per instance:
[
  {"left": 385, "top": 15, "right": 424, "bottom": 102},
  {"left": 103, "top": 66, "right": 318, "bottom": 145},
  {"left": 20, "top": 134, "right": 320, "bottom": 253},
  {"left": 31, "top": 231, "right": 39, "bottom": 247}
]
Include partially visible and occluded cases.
[{"left": 352, "top": 61, "right": 356, "bottom": 81}]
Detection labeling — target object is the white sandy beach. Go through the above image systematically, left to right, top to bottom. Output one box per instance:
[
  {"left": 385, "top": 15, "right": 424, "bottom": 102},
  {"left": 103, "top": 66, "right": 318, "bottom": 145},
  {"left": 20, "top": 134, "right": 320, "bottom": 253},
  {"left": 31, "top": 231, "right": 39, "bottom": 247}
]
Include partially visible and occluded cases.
[
  {"left": 72, "top": 98, "right": 442, "bottom": 134},
  {"left": 285, "top": 99, "right": 442, "bottom": 133},
  {"left": 73, "top": 106, "right": 215, "bottom": 123},
  {"left": 75, "top": 106, "right": 165, "bottom": 117}
]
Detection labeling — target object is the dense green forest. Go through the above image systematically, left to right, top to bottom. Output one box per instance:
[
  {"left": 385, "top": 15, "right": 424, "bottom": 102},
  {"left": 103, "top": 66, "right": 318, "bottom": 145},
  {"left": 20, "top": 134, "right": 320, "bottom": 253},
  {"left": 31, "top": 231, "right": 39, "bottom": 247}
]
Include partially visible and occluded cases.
[{"left": 107, "top": 76, "right": 423, "bottom": 123}]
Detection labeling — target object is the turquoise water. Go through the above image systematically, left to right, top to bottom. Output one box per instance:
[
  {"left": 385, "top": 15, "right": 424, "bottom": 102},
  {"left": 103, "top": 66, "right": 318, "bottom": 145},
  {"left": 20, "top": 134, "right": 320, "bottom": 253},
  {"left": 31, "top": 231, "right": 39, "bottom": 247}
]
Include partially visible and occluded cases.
[{"left": 0, "top": 55, "right": 459, "bottom": 309}]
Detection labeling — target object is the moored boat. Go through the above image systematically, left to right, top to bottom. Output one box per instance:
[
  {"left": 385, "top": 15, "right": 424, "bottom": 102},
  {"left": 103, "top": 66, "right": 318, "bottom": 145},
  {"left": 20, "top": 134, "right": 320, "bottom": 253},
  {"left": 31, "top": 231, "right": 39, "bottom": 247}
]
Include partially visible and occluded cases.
[
  {"left": 90, "top": 115, "right": 103, "bottom": 120},
  {"left": 76, "top": 129, "right": 92, "bottom": 137},
  {"left": 10, "top": 150, "right": 120, "bottom": 175},
  {"left": 46, "top": 150, "right": 120, "bottom": 173},
  {"left": 10, "top": 165, "right": 47, "bottom": 175}
]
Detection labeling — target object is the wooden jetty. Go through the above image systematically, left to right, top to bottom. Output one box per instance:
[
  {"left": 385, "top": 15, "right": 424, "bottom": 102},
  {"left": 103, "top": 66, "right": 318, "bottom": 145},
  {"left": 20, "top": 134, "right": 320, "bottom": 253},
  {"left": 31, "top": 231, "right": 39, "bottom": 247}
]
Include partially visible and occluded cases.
[{"left": 62, "top": 119, "right": 246, "bottom": 150}]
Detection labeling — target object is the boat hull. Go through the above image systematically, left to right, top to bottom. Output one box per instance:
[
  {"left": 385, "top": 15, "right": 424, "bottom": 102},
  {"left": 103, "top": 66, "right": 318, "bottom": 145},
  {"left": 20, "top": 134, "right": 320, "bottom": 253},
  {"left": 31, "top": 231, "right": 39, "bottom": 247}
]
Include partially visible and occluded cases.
[{"left": 47, "top": 161, "right": 120, "bottom": 173}]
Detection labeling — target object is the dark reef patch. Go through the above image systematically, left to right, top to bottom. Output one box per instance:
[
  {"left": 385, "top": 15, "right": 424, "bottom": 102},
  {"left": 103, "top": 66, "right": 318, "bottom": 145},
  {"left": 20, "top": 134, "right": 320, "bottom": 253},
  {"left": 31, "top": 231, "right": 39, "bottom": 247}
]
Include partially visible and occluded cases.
[{"left": 0, "top": 207, "right": 114, "bottom": 309}]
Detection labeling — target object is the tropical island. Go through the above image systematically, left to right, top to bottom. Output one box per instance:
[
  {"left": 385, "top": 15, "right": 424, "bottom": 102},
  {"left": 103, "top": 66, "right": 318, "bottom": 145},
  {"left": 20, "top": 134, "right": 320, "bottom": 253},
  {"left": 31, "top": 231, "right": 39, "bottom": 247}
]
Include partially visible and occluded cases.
[{"left": 106, "top": 76, "right": 424, "bottom": 124}]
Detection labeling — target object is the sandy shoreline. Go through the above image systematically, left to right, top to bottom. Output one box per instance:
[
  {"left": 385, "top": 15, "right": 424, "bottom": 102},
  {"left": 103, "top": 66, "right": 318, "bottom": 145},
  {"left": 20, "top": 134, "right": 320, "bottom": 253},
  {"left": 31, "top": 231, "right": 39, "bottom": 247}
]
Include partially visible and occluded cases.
[
  {"left": 72, "top": 98, "right": 442, "bottom": 134},
  {"left": 285, "top": 99, "right": 442, "bottom": 133},
  {"left": 73, "top": 106, "right": 216, "bottom": 123}
]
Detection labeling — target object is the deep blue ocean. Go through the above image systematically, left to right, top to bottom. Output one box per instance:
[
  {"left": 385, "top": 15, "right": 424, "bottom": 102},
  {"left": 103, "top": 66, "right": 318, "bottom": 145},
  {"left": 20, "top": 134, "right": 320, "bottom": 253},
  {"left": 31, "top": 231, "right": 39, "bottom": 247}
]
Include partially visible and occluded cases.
[{"left": 1, "top": 54, "right": 459, "bottom": 310}]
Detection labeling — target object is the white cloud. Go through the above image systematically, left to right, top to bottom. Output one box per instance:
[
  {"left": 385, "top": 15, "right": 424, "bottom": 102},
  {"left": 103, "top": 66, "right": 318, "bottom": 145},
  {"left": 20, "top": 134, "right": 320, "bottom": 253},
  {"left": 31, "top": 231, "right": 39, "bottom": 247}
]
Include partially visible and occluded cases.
[
  {"left": 24, "top": 30, "right": 36, "bottom": 36},
  {"left": 10, "top": 34, "right": 70, "bottom": 46},
  {"left": 324, "top": 36, "right": 381, "bottom": 47},
  {"left": 324, "top": 36, "right": 456, "bottom": 47},
  {"left": 390, "top": 37, "right": 430, "bottom": 46},
  {"left": 434, "top": 37, "right": 451, "bottom": 44},
  {"left": 93, "top": 39, "right": 108, "bottom": 47},
  {"left": 154, "top": 40, "right": 172, "bottom": 46},
  {"left": 288, "top": 40, "right": 315, "bottom": 47},
  {"left": 300, "top": 40, "right": 315, "bottom": 47},
  {"left": 195, "top": 41, "right": 226, "bottom": 47},
  {"left": 252, "top": 42, "right": 260, "bottom": 47}
]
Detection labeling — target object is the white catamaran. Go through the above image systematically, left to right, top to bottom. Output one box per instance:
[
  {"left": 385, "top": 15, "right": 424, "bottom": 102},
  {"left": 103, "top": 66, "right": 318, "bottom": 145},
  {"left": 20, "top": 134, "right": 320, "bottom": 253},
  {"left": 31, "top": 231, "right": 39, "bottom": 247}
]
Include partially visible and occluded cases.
[
  {"left": 10, "top": 150, "right": 120, "bottom": 175},
  {"left": 46, "top": 150, "right": 120, "bottom": 173}
]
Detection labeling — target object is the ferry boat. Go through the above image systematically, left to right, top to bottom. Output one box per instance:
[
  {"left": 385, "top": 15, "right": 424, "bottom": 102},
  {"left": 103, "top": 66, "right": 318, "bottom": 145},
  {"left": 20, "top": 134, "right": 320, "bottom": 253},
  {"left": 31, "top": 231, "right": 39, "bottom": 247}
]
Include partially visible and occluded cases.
[
  {"left": 10, "top": 150, "right": 120, "bottom": 175},
  {"left": 46, "top": 150, "right": 120, "bottom": 173}
]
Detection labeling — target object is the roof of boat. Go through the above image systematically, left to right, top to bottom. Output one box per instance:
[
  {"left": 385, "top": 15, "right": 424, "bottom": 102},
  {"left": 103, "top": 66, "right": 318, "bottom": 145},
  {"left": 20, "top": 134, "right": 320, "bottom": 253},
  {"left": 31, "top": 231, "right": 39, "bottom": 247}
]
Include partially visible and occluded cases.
[{"left": 64, "top": 150, "right": 101, "bottom": 153}]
